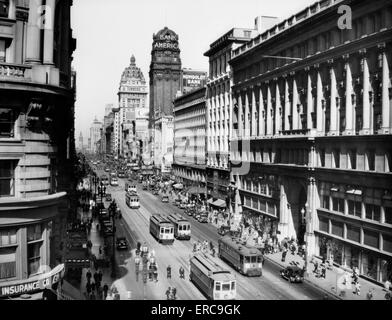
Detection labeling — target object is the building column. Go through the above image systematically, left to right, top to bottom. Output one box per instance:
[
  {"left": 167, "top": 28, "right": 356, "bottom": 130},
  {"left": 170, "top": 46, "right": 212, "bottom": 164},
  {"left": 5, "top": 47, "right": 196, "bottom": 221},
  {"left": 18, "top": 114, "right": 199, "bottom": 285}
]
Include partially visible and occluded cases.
[
  {"left": 26, "top": 0, "right": 43, "bottom": 64},
  {"left": 43, "top": 0, "right": 55, "bottom": 64},
  {"left": 380, "top": 43, "right": 392, "bottom": 134},
  {"left": 361, "top": 50, "right": 371, "bottom": 134},
  {"left": 344, "top": 54, "right": 354, "bottom": 135},
  {"left": 329, "top": 60, "right": 338, "bottom": 135},
  {"left": 316, "top": 66, "right": 324, "bottom": 135},
  {"left": 306, "top": 68, "right": 313, "bottom": 130},
  {"left": 292, "top": 73, "right": 299, "bottom": 130},
  {"left": 284, "top": 76, "right": 290, "bottom": 131},
  {"left": 275, "top": 79, "right": 282, "bottom": 135},
  {"left": 266, "top": 82, "right": 273, "bottom": 135},
  {"left": 258, "top": 86, "right": 265, "bottom": 136},
  {"left": 251, "top": 87, "right": 256, "bottom": 137},
  {"left": 244, "top": 90, "right": 250, "bottom": 137},
  {"left": 238, "top": 92, "right": 243, "bottom": 138},
  {"left": 305, "top": 177, "right": 317, "bottom": 257},
  {"left": 278, "top": 178, "right": 289, "bottom": 241}
]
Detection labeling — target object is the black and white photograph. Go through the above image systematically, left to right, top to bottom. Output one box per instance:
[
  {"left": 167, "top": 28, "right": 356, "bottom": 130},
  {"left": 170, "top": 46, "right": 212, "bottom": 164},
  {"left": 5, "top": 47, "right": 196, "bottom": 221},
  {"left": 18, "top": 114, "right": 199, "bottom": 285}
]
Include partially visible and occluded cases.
[{"left": 0, "top": 0, "right": 391, "bottom": 308}]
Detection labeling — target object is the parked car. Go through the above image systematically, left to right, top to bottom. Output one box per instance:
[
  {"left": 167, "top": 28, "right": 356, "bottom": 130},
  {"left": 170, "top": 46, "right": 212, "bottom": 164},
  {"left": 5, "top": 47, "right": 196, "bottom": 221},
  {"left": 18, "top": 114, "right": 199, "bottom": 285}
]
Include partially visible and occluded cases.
[
  {"left": 104, "top": 168, "right": 110, "bottom": 172},
  {"left": 110, "top": 178, "right": 119, "bottom": 186},
  {"left": 153, "top": 189, "right": 159, "bottom": 195},
  {"left": 105, "top": 193, "right": 112, "bottom": 201},
  {"left": 161, "top": 195, "right": 169, "bottom": 203},
  {"left": 179, "top": 202, "right": 187, "bottom": 209},
  {"left": 198, "top": 214, "right": 208, "bottom": 223},
  {"left": 217, "top": 225, "right": 231, "bottom": 236},
  {"left": 116, "top": 237, "right": 128, "bottom": 250},
  {"left": 280, "top": 266, "right": 304, "bottom": 283}
]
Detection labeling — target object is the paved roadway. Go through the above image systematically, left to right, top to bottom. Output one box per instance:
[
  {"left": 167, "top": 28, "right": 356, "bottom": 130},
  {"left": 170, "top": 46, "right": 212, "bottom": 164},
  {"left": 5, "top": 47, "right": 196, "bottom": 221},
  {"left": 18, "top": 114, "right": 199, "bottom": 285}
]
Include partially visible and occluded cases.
[{"left": 96, "top": 169, "right": 326, "bottom": 300}]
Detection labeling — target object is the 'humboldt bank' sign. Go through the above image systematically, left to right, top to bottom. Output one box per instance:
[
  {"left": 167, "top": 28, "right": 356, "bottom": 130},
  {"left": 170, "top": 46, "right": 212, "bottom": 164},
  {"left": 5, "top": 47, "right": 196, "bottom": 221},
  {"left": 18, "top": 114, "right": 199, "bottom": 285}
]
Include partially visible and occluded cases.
[{"left": 0, "top": 264, "right": 65, "bottom": 298}]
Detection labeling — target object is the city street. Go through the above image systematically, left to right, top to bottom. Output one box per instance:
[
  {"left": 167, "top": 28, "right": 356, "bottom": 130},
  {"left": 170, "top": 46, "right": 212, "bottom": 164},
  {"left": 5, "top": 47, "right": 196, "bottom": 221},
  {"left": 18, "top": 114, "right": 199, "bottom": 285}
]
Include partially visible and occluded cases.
[{"left": 96, "top": 169, "right": 326, "bottom": 300}]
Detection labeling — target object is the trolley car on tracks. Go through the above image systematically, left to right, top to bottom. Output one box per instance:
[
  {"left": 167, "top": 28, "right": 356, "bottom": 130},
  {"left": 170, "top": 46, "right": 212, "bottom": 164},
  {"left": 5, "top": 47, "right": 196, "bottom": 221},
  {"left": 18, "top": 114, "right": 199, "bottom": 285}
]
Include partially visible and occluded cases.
[
  {"left": 167, "top": 213, "right": 191, "bottom": 240},
  {"left": 149, "top": 214, "right": 174, "bottom": 244},
  {"left": 218, "top": 236, "right": 263, "bottom": 276},
  {"left": 190, "top": 253, "right": 236, "bottom": 300}
]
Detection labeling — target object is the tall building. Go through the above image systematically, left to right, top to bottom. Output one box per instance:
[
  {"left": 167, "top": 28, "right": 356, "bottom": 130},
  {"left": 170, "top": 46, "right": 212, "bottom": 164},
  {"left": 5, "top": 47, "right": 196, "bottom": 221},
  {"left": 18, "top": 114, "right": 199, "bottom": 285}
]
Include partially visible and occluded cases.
[
  {"left": 0, "top": 0, "right": 76, "bottom": 299},
  {"left": 229, "top": 0, "right": 392, "bottom": 285},
  {"left": 204, "top": 26, "right": 259, "bottom": 210},
  {"left": 149, "top": 27, "right": 182, "bottom": 173},
  {"left": 117, "top": 55, "right": 148, "bottom": 161},
  {"left": 173, "top": 87, "right": 207, "bottom": 193},
  {"left": 89, "top": 117, "right": 102, "bottom": 154},
  {"left": 78, "top": 132, "right": 84, "bottom": 151}
]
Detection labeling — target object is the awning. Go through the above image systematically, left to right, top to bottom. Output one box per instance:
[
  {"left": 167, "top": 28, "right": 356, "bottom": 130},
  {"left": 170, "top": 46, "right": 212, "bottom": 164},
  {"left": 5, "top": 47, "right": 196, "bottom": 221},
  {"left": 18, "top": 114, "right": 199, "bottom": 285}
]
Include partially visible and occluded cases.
[
  {"left": 173, "top": 183, "right": 183, "bottom": 189},
  {"left": 187, "top": 187, "right": 205, "bottom": 195},
  {"left": 207, "top": 198, "right": 214, "bottom": 204},
  {"left": 212, "top": 199, "right": 226, "bottom": 208}
]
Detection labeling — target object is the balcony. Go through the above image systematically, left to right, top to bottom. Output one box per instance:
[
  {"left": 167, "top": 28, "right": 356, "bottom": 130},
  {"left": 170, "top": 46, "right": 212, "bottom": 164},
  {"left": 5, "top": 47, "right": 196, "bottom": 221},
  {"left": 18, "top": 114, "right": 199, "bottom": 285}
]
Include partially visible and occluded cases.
[{"left": 0, "top": 63, "right": 32, "bottom": 81}]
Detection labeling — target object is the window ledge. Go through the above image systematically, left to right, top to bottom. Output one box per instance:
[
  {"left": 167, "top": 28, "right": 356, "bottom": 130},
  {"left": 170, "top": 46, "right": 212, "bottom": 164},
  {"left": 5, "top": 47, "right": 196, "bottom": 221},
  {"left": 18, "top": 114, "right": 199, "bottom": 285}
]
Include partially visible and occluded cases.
[
  {"left": 0, "top": 138, "right": 23, "bottom": 144},
  {"left": 27, "top": 239, "right": 44, "bottom": 245},
  {"left": 0, "top": 243, "right": 18, "bottom": 248}
]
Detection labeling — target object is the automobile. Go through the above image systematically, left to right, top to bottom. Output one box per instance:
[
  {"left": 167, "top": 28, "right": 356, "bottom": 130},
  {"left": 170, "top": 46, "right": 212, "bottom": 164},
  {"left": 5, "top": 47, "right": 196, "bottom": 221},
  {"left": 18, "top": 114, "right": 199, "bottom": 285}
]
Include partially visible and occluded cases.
[
  {"left": 104, "top": 168, "right": 110, "bottom": 172},
  {"left": 118, "top": 172, "right": 125, "bottom": 178},
  {"left": 110, "top": 178, "right": 119, "bottom": 186},
  {"left": 153, "top": 189, "right": 159, "bottom": 195},
  {"left": 105, "top": 193, "right": 112, "bottom": 201},
  {"left": 161, "top": 195, "right": 169, "bottom": 203},
  {"left": 174, "top": 199, "right": 181, "bottom": 206},
  {"left": 179, "top": 202, "right": 187, "bottom": 209},
  {"left": 198, "top": 214, "right": 208, "bottom": 223},
  {"left": 218, "top": 225, "right": 231, "bottom": 236},
  {"left": 116, "top": 237, "right": 129, "bottom": 250},
  {"left": 280, "top": 266, "right": 304, "bottom": 283}
]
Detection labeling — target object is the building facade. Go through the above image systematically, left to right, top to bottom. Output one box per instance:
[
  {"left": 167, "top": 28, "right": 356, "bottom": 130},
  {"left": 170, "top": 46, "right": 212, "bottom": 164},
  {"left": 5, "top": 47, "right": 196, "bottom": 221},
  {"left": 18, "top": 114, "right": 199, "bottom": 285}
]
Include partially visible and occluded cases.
[
  {"left": 0, "top": 0, "right": 76, "bottom": 298},
  {"left": 229, "top": 0, "right": 392, "bottom": 284},
  {"left": 149, "top": 27, "right": 182, "bottom": 172},
  {"left": 204, "top": 27, "right": 259, "bottom": 210},
  {"left": 117, "top": 55, "right": 148, "bottom": 162},
  {"left": 173, "top": 87, "right": 207, "bottom": 190},
  {"left": 89, "top": 117, "right": 102, "bottom": 154}
]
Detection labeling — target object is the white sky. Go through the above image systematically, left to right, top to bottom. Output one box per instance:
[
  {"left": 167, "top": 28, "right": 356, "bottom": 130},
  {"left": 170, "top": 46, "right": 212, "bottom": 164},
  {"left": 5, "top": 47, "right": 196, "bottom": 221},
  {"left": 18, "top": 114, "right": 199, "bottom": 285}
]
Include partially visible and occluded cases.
[{"left": 72, "top": 0, "right": 317, "bottom": 139}]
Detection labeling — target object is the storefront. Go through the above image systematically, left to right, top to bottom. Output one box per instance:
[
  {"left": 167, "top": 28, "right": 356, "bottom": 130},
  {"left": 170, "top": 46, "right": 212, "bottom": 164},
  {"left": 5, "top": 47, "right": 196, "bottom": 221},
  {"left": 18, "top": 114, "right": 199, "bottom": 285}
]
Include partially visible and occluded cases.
[
  {"left": 241, "top": 208, "right": 279, "bottom": 240},
  {"left": 317, "top": 234, "right": 392, "bottom": 284},
  {"left": 0, "top": 264, "right": 65, "bottom": 299}
]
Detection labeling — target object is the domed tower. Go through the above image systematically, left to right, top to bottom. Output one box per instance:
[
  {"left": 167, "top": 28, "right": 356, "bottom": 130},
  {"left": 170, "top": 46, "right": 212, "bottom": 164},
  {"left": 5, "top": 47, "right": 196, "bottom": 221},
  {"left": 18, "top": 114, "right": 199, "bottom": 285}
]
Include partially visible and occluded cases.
[{"left": 148, "top": 26, "right": 182, "bottom": 129}]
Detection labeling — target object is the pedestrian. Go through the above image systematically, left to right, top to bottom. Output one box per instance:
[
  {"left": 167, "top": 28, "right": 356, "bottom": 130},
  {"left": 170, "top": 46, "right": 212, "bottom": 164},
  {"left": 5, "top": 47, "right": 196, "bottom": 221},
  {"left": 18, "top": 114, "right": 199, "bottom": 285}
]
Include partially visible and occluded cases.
[
  {"left": 99, "top": 245, "right": 102, "bottom": 255},
  {"left": 281, "top": 248, "right": 287, "bottom": 262},
  {"left": 313, "top": 260, "right": 319, "bottom": 274},
  {"left": 321, "top": 263, "right": 326, "bottom": 279},
  {"left": 153, "top": 265, "right": 158, "bottom": 282},
  {"left": 167, "top": 265, "right": 171, "bottom": 279},
  {"left": 179, "top": 266, "right": 184, "bottom": 279},
  {"left": 86, "top": 269, "right": 92, "bottom": 283},
  {"left": 98, "top": 269, "right": 103, "bottom": 282},
  {"left": 93, "top": 271, "right": 99, "bottom": 284},
  {"left": 91, "top": 281, "right": 96, "bottom": 293},
  {"left": 354, "top": 281, "right": 361, "bottom": 296},
  {"left": 86, "top": 282, "right": 91, "bottom": 297},
  {"left": 103, "top": 283, "right": 109, "bottom": 300},
  {"left": 166, "top": 287, "right": 171, "bottom": 300},
  {"left": 172, "top": 287, "right": 177, "bottom": 300},
  {"left": 366, "top": 289, "right": 373, "bottom": 300}
]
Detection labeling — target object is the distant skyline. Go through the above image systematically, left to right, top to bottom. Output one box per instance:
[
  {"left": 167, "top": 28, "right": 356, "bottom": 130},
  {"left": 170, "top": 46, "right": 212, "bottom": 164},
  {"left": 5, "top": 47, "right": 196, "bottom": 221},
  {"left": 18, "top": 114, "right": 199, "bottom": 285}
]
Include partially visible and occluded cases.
[{"left": 72, "top": 0, "right": 317, "bottom": 139}]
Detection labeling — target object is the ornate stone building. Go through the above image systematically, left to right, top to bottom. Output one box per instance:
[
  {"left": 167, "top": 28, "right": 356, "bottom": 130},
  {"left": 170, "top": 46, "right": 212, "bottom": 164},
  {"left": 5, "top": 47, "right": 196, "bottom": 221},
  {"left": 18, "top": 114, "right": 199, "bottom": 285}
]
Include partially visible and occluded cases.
[
  {"left": 0, "top": 0, "right": 76, "bottom": 298},
  {"left": 229, "top": 0, "right": 392, "bottom": 284},
  {"left": 149, "top": 27, "right": 182, "bottom": 172},
  {"left": 204, "top": 27, "right": 258, "bottom": 210},
  {"left": 117, "top": 55, "right": 148, "bottom": 162},
  {"left": 173, "top": 87, "right": 206, "bottom": 193}
]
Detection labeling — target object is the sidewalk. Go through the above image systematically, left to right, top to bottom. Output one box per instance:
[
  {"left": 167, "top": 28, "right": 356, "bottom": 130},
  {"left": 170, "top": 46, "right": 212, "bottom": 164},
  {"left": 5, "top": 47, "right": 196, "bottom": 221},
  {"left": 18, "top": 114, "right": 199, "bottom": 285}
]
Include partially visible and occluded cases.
[{"left": 264, "top": 250, "right": 390, "bottom": 300}]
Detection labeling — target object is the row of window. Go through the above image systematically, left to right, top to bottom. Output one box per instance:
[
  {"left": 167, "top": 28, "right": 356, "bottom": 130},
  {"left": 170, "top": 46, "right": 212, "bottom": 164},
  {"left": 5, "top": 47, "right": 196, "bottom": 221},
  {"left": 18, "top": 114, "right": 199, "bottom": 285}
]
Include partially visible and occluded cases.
[
  {"left": 234, "top": 8, "right": 391, "bottom": 84},
  {"left": 243, "top": 195, "right": 277, "bottom": 217},
  {"left": 320, "top": 195, "right": 392, "bottom": 224},
  {"left": 318, "top": 216, "right": 392, "bottom": 253}
]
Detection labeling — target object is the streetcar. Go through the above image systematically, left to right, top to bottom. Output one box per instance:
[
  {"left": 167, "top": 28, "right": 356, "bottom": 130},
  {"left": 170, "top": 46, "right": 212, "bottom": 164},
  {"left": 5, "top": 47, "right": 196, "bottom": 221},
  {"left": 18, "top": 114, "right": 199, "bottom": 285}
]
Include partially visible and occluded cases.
[
  {"left": 125, "top": 191, "right": 140, "bottom": 209},
  {"left": 167, "top": 213, "right": 191, "bottom": 240},
  {"left": 149, "top": 214, "right": 174, "bottom": 244},
  {"left": 218, "top": 236, "right": 263, "bottom": 276},
  {"left": 190, "top": 253, "right": 236, "bottom": 300}
]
